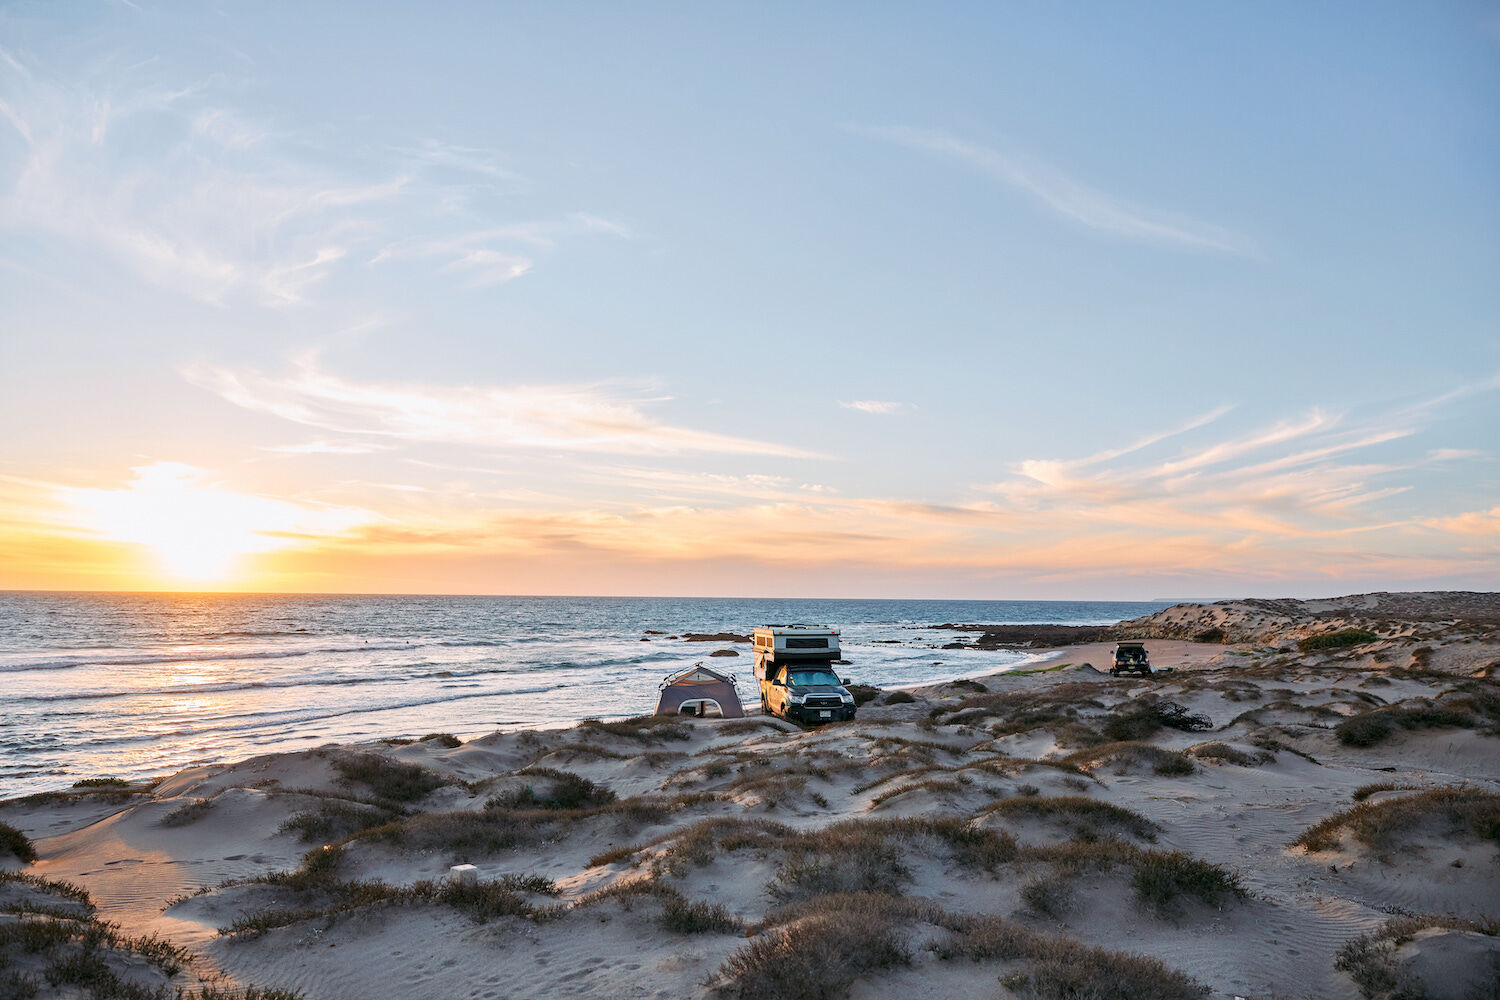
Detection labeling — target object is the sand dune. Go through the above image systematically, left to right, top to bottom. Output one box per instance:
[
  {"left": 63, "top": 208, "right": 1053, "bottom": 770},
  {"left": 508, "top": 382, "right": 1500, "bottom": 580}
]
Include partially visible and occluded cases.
[{"left": 3, "top": 593, "right": 1497, "bottom": 999}]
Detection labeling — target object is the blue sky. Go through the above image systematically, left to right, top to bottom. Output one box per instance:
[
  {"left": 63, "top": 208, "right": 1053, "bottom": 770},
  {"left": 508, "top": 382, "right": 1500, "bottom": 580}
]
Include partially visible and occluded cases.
[{"left": 1, "top": 1, "right": 1497, "bottom": 597}]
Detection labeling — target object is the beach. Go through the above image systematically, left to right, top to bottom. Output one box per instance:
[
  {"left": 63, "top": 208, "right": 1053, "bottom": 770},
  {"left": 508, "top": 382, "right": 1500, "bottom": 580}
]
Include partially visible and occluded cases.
[{"left": 3, "top": 592, "right": 1498, "bottom": 999}]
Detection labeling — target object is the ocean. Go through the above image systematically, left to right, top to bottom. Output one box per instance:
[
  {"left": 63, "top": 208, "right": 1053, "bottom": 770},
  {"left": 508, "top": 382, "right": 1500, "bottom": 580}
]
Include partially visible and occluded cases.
[{"left": 0, "top": 592, "right": 1172, "bottom": 797}]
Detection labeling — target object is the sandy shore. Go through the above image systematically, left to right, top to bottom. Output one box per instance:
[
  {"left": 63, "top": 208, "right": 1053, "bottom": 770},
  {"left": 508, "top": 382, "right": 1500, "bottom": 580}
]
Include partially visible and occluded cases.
[{"left": 3, "top": 593, "right": 1498, "bottom": 1000}]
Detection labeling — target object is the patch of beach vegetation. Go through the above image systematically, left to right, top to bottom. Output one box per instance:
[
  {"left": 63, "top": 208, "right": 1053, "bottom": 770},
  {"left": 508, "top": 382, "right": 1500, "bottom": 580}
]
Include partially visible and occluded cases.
[
  {"left": 1295, "top": 786, "right": 1500, "bottom": 853},
  {"left": 1, "top": 870, "right": 303, "bottom": 1000},
  {"left": 715, "top": 892, "right": 1210, "bottom": 1000},
  {"left": 1335, "top": 913, "right": 1500, "bottom": 1000}
]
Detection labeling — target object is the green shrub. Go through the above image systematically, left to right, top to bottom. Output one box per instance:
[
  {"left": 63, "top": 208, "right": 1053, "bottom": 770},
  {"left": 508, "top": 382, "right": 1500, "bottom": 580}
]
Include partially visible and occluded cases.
[
  {"left": 1193, "top": 627, "right": 1227, "bottom": 643},
  {"left": 1298, "top": 629, "right": 1379, "bottom": 652},
  {"left": 846, "top": 684, "right": 881, "bottom": 706},
  {"left": 883, "top": 691, "right": 916, "bottom": 705},
  {"left": 1102, "top": 700, "right": 1211, "bottom": 742},
  {"left": 1335, "top": 703, "right": 1476, "bottom": 747},
  {"left": 418, "top": 733, "right": 461, "bottom": 748},
  {"left": 330, "top": 753, "right": 447, "bottom": 803},
  {"left": 488, "top": 770, "right": 615, "bottom": 811},
  {"left": 71, "top": 777, "right": 129, "bottom": 789},
  {"left": 278, "top": 799, "right": 398, "bottom": 842},
  {"left": 0, "top": 821, "right": 37, "bottom": 863},
  {"left": 1129, "top": 851, "right": 1245, "bottom": 914},
  {"left": 660, "top": 895, "right": 742, "bottom": 934}
]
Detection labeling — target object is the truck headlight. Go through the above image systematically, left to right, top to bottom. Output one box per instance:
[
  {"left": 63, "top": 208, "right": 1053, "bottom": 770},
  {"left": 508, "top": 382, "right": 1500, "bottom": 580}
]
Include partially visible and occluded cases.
[{"left": 788, "top": 692, "right": 806, "bottom": 705}]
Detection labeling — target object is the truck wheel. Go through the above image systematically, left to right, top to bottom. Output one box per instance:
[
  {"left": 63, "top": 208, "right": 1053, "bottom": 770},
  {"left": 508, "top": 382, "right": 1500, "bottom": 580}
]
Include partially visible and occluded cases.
[{"left": 760, "top": 694, "right": 769, "bottom": 715}]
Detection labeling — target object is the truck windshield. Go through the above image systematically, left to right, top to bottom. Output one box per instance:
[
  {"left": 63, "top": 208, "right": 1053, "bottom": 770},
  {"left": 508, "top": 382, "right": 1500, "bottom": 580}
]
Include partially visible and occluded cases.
[{"left": 788, "top": 669, "right": 840, "bottom": 686}]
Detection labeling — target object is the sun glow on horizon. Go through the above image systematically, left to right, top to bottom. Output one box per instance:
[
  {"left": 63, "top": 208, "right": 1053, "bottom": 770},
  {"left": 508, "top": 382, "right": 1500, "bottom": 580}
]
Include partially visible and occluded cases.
[{"left": 60, "top": 462, "right": 373, "bottom": 583}]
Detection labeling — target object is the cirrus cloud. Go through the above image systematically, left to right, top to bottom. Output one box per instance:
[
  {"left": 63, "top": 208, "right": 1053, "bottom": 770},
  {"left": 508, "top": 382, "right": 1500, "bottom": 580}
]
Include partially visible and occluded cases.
[{"left": 184, "top": 357, "right": 822, "bottom": 458}]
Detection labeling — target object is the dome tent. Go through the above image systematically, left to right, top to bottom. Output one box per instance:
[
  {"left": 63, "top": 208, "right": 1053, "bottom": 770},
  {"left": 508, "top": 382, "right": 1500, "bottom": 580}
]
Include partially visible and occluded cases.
[{"left": 654, "top": 663, "right": 745, "bottom": 719}]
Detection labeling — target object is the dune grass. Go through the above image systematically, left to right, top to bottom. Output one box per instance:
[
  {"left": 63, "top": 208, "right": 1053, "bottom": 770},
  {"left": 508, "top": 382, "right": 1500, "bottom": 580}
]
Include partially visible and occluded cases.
[
  {"left": 1335, "top": 702, "right": 1481, "bottom": 747},
  {"left": 575, "top": 715, "right": 692, "bottom": 742},
  {"left": 1063, "top": 742, "right": 1196, "bottom": 777},
  {"left": 1184, "top": 742, "right": 1272, "bottom": 766},
  {"left": 329, "top": 752, "right": 449, "bottom": 804},
  {"left": 487, "top": 769, "right": 616, "bottom": 811},
  {"left": 1296, "top": 786, "right": 1500, "bottom": 852},
  {"left": 975, "top": 795, "right": 1161, "bottom": 842},
  {"left": 159, "top": 798, "right": 215, "bottom": 827},
  {"left": 278, "top": 798, "right": 400, "bottom": 842},
  {"left": 633, "top": 814, "right": 1018, "bottom": 893},
  {"left": 0, "top": 821, "right": 36, "bottom": 863},
  {"left": 221, "top": 847, "right": 561, "bottom": 937},
  {"left": 1128, "top": 851, "right": 1246, "bottom": 915},
  {"left": 0, "top": 872, "right": 193, "bottom": 999},
  {"left": 573, "top": 878, "right": 742, "bottom": 934},
  {"left": 717, "top": 892, "right": 1209, "bottom": 1000},
  {"left": 717, "top": 893, "right": 924, "bottom": 999},
  {"left": 1335, "top": 913, "right": 1499, "bottom": 1000}
]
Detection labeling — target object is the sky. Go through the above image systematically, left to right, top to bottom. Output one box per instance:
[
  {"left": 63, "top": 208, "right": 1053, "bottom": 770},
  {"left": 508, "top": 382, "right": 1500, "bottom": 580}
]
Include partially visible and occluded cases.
[{"left": 0, "top": 1, "right": 1497, "bottom": 599}]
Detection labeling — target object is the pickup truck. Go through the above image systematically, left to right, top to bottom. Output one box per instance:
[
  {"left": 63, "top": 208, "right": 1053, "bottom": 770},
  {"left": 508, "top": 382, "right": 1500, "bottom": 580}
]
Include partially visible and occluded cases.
[{"left": 753, "top": 625, "right": 856, "bottom": 723}]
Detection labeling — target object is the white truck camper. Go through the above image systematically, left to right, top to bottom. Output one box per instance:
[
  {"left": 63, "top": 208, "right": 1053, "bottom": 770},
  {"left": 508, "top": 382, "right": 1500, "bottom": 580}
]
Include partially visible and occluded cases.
[{"left": 753, "top": 625, "right": 856, "bottom": 724}]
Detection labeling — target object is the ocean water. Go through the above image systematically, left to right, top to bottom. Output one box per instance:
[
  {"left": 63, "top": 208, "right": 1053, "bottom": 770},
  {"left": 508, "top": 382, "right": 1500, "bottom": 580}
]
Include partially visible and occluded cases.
[{"left": 0, "top": 592, "right": 1171, "bottom": 797}]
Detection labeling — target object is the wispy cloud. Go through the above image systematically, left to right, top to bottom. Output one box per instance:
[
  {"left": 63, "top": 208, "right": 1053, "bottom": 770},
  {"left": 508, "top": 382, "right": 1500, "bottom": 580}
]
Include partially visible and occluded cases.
[
  {"left": 0, "top": 54, "right": 621, "bottom": 304},
  {"left": 0, "top": 56, "right": 403, "bottom": 305},
  {"left": 853, "top": 125, "right": 1252, "bottom": 255},
  {"left": 369, "top": 214, "right": 626, "bottom": 287},
  {"left": 184, "top": 357, "right": 822, "bottom": 458},
  {"left": 976, "top": 384, "right": 1499, "bottom": 543},
  {"left": 840, "top": 399, "right": 910, "bottom": 415},
  {"left": 262, "top": 439, "right": 392, "bottom": 455}
]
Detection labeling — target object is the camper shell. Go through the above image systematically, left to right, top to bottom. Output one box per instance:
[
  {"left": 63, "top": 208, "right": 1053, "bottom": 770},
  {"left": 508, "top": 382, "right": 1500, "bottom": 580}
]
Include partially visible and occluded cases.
[{"left": 753, "top": 625, "right": 856, "bottom": 724}]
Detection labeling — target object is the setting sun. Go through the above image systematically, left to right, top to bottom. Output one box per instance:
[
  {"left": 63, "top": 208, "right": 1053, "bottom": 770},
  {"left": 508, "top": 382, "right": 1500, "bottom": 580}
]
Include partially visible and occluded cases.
[{"left": 58, "top": 463, "right": 372, "bottom": 583}]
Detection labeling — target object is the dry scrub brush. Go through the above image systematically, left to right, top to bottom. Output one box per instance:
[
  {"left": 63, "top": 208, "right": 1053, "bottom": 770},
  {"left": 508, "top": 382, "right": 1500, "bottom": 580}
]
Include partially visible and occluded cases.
[
  {"left": 1334, "top": 683, "right": 1500, "bottom": 747},
  {"left": 575, "top": 715, "right": 692, "bottom": 743},
  {"left": 1062, "top": 742, "right": 1196, "bottom": 777},
  {"left": 328, "top": 752, "right": 450, "bottom": 804},
  {"left": 1295, "top": 786, "right": 1500, "bottom": 853},
  {"left": 975, "top": 795, "right": 1160, "bottom": 842},
  {"left": 0, "top": 822, "right": 36, "bottom": 863},
  {"left": 219, "top": 846, "right": 560, "bottom": 938},
  {"left": 0, "top": 871, "right": 208, "bottom": 1000},
  {"left": 572, "top": 879, "right": 742, "bottom": 935},
  {"left": 716, "top": 892, "right": 1210, "bottom": 1000},
  {"left": 1335, "top": 913, "right": 1500, "bottom": 1000}
]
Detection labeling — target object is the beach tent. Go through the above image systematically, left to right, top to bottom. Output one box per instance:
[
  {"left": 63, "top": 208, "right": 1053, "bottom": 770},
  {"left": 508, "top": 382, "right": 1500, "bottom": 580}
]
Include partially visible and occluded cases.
[{"left": 655, "top": 664, "right": 745, "bottom": 719}]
